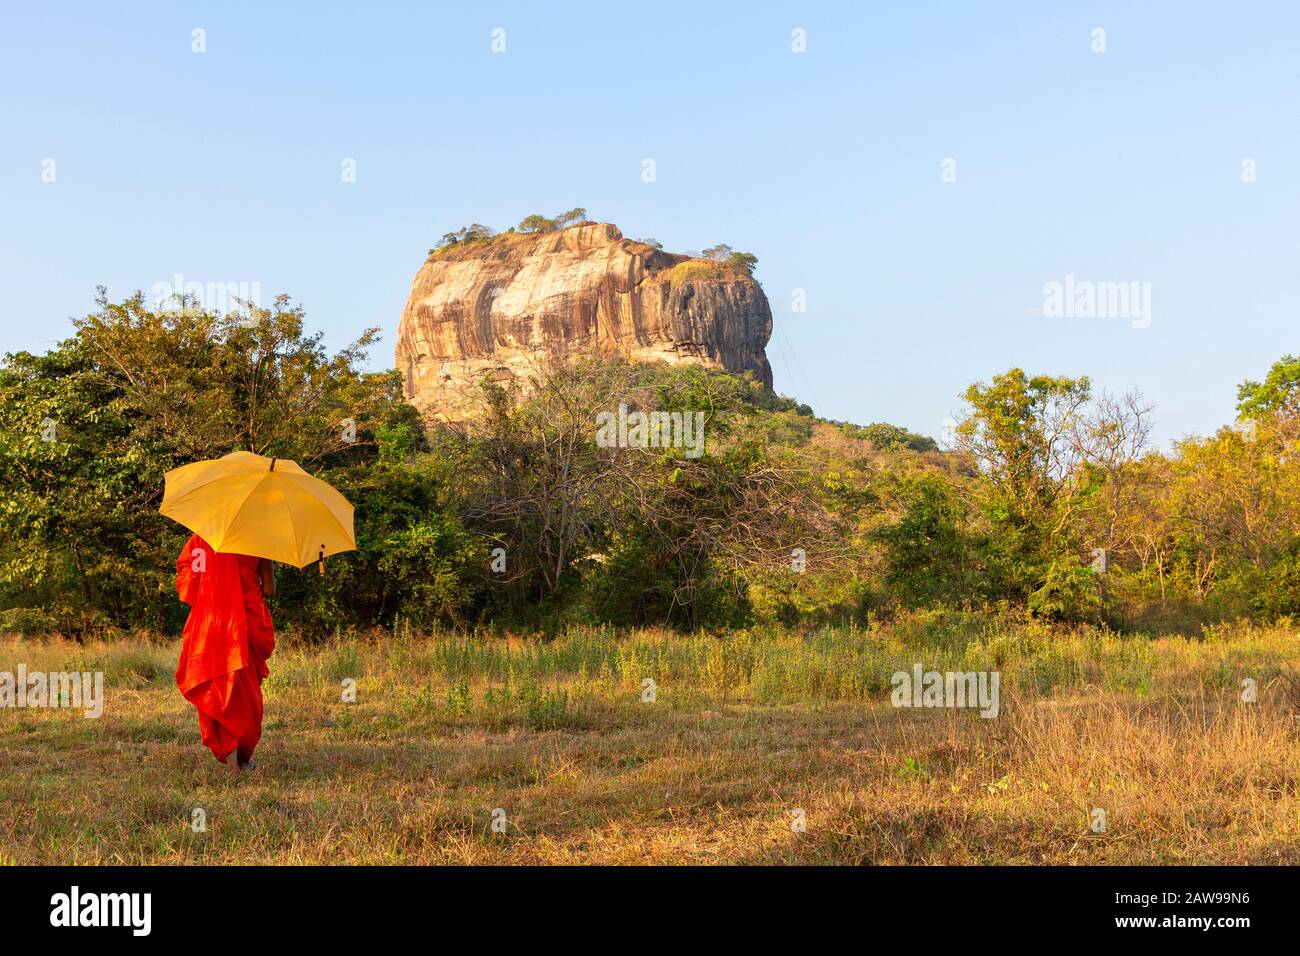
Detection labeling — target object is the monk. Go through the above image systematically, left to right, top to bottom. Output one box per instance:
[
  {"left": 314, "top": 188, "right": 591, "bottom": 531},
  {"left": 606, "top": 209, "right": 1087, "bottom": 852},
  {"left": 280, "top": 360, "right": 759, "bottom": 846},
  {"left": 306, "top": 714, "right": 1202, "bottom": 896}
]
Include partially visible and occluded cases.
[{"left": 174, "top": 534, "right": 276, "bottom": 775}]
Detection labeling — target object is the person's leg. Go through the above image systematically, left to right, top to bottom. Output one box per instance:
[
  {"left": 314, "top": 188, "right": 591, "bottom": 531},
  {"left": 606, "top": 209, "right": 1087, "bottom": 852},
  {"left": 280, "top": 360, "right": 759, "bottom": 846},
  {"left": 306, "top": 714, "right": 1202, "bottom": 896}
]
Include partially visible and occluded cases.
[
  {"left": 232, "top": 669, "right": 265, "bottom": 771},
  {"left": 187, "top": 672, "right": 262, "bottom": 772}
]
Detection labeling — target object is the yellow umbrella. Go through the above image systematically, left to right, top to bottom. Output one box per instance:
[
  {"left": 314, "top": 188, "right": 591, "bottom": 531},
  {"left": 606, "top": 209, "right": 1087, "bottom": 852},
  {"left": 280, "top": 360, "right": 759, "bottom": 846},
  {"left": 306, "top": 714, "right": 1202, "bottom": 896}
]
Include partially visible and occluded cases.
[{"left": 161, "top": 451, "right": 355, "bottom": 571}]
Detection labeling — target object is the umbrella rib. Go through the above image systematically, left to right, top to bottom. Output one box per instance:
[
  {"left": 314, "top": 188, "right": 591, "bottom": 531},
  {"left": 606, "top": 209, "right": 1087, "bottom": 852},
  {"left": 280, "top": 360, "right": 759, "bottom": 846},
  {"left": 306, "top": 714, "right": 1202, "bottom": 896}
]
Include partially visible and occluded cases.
[
  {"left": 219, "top": 472, "right": 269, "bottom": 552},
  {"left": 279, "top": 472, "right": 352, "bottom": 522},
  {"left": 281, "top": 473, "right": 355, "bottom": 551},
  {"left": 163, "top": 475, "right": 228, "bottom": 511},
  {"left": 282, "top": 485, "right": 306, "bottom": 566},
  {"left": 293, "top": 486, "right": 352, "bottom": 564},
  {"left": 321, "top": 500, "right": 354, "bottom": 550}
]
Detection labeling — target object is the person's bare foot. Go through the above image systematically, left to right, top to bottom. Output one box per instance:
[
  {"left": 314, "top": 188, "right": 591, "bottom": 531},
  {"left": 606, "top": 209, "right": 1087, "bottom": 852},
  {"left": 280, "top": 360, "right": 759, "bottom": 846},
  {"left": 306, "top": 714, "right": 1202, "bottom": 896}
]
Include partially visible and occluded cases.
[{"left": 224, "top": 750, "right": 241, "bottom": 775}]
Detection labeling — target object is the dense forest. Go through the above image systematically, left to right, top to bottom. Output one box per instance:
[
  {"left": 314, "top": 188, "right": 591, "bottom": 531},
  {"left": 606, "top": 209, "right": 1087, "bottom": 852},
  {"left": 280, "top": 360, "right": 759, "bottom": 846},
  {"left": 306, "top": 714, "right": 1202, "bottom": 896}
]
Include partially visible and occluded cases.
[{"left": 1, "top": 292, "right": 1296, "bottom": 639}]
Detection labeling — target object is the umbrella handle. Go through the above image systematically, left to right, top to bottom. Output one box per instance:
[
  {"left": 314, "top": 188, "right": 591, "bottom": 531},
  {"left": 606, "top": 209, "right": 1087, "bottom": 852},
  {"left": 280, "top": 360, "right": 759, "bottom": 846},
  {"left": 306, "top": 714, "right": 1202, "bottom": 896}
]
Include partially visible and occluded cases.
[{"left": 318, "top": 546, "right": 325, "bottom": 576}]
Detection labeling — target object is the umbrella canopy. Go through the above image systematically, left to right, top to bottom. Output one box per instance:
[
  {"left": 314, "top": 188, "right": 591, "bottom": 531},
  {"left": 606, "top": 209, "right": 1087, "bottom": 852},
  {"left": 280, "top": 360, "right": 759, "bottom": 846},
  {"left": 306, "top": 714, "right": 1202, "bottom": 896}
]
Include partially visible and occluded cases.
[{"left": 161, "top": 451, "right": 355, "bottom": 569}]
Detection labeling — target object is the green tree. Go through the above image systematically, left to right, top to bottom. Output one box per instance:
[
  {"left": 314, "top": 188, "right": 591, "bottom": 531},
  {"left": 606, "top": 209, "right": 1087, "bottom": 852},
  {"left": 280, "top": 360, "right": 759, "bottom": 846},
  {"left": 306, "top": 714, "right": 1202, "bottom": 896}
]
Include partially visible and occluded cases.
[
  {"left": 554, "top": 207, "right": 588, "bottom": 227},
  {"left": 518, "top": 214, "right": 554, "bottom": 233},
  {"left": 437, "top": 224, "right": 496, "bottom": 248},
  {"left": 724, "top": 252, "right": 758, "bottom": 274},
  {"left": 0, "top": 292, "right": 429, "bottom": 636},
  {"left": 0, "top": 335, "right": 166, "bottom": 634},
  {"left": 1237, "top": 354, "right": 1300, "bottom": 419},
  {"left": 954, "top": 368, "right": 1093, "bottom": 605},
  {"left": 852, "top": 421, "right": 938, "bottom": 452},
  {"left": 874, "top": 474, "right": 973, "bottom": 605}
]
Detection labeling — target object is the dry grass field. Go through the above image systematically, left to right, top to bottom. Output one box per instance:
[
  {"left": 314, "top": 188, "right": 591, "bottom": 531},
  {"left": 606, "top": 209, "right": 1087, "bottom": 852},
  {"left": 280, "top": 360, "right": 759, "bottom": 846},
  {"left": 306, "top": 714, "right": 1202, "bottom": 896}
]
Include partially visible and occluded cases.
[{"left": 2, "top": 615, "right": 1298, "bottom": 864}]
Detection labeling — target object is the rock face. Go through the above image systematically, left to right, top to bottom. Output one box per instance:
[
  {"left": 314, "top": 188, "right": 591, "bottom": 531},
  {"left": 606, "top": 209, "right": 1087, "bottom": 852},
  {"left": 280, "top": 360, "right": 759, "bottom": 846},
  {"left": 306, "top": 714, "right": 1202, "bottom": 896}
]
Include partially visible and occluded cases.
[{"left": 396, "top": 223, "right": 773, "bottom": 421}]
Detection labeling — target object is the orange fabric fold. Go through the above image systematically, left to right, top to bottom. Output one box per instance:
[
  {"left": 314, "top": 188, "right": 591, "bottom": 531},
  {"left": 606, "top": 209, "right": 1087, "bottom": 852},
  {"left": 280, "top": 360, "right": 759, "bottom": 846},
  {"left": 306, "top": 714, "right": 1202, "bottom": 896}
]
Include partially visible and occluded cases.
[{"left": 175, "top": 534, "right": 275, "bottom": 764}]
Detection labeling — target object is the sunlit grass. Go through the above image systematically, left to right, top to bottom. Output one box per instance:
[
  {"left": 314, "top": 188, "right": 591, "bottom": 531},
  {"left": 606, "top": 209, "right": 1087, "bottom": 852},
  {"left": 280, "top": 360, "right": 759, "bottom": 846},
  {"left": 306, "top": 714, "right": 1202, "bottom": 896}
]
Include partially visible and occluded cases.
[{"left": 2, "top": 615, "right": 1297, "bottom": 864}]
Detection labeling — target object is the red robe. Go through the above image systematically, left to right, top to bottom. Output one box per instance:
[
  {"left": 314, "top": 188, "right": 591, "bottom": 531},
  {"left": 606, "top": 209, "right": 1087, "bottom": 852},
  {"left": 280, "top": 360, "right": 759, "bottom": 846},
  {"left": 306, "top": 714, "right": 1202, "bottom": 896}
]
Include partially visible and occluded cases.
[{"left": 174, "top": 535, "right": 275, "bottom": 765}]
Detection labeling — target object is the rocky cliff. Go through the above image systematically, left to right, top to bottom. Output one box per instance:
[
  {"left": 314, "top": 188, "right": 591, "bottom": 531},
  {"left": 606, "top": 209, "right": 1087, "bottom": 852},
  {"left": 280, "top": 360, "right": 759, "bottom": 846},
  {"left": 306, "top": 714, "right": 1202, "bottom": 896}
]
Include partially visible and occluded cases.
[{"left": 395, "top": 223, "right": 773, "bottom": 421}]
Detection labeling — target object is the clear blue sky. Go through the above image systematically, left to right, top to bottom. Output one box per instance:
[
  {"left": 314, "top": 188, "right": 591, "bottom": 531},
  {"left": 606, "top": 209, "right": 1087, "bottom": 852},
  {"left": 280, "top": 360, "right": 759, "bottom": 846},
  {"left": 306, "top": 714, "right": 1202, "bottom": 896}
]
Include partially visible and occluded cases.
[{"left": 3, "top": 1, "right": 1297, "bottom": 448}]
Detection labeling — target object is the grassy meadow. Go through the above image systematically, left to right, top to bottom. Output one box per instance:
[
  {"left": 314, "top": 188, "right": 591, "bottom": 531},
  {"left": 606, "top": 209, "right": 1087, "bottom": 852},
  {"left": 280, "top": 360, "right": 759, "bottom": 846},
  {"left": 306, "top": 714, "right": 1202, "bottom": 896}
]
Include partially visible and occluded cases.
[{"left": 2, "top": 613, "right": 1298, "bottom": 865}]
